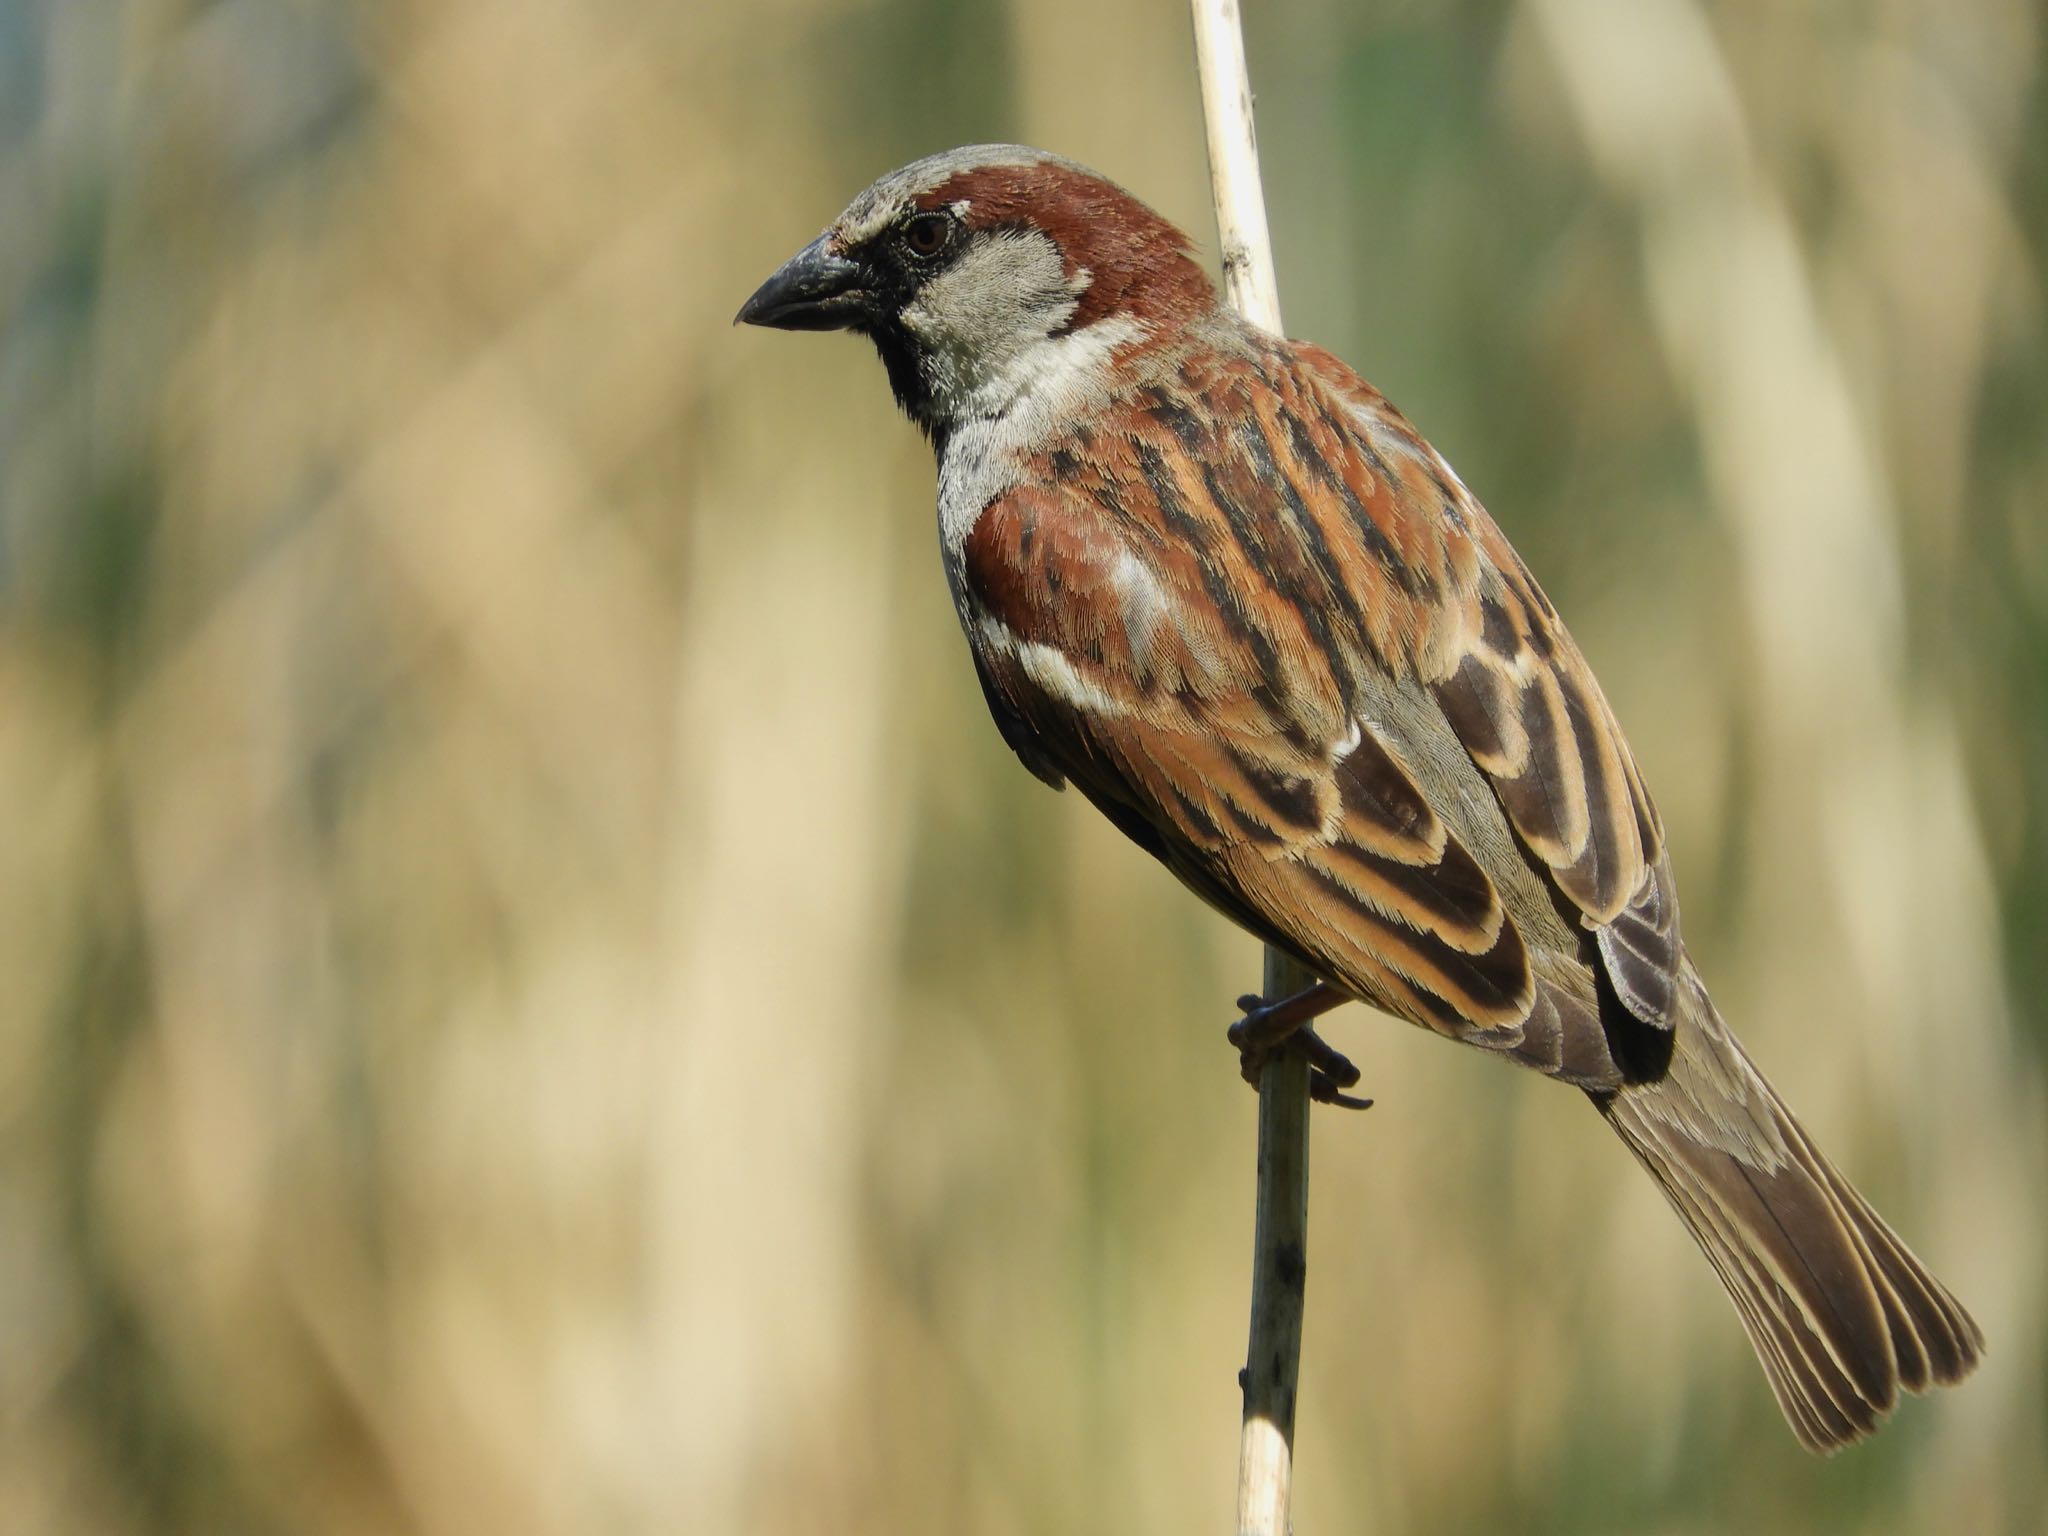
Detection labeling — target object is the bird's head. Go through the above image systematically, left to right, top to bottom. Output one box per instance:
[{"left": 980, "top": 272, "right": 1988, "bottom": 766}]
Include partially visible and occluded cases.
[{"left": 737, "top": 145, "right": 1215, "bottom": 437}]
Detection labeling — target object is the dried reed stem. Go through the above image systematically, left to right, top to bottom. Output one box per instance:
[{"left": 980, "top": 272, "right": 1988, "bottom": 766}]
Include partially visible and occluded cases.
[
  {"left": 1189, "top": 0, "right": 1284, "bottom": 335},
  {"left": 1188, "top": 4, "right": 1314, "bottom": 1532},
  {"left": 1235, "top": 950, "right": 1318, "bottom": 1536}
]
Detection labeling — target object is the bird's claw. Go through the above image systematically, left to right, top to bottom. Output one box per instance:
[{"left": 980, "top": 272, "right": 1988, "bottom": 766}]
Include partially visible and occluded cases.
[{"left": 1229, "top": 986, "right": 1371, "bottom": 1112}]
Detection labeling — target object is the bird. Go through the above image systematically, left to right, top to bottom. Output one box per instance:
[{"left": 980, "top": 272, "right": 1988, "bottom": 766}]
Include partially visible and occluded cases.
[{"left": 736, "top": 144, "right": 1982, "bottom": 1452}]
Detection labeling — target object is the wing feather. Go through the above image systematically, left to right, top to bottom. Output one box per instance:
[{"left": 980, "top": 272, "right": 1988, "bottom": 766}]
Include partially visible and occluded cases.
[
  {"left": 960, "top": 329, "right": 1683, "bottom": 1049},
  {"left": 1294, "top": 342, "right": 1683, "bottom": 1026}
]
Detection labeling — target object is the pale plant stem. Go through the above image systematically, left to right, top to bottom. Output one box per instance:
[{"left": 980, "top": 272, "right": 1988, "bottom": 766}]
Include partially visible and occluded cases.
[
  {"left": 1190, "top": 0, "right": 1284, "bottom": 332},
  {"left": 1188, "top": 4, "right": 1314, "bottom": 1533}
]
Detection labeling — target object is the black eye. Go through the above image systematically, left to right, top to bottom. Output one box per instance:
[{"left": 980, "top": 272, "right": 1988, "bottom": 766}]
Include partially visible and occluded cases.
[{"left": 901, "top": 213, "right": 952, "bottom": 258}]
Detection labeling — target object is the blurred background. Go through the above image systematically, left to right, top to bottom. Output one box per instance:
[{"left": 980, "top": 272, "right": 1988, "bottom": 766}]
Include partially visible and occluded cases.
[{"left": 2, "top": 1, "right": 2043, "bottom": 1532}]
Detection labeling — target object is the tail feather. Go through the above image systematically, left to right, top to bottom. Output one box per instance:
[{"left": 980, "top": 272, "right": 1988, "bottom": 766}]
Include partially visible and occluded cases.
[
  {"left": 1598, "top": 989, "right": 1982, "bottom": 1452},
  {"left": 1759, "top": 1068, "right": 1981, "bottom": 1390}
]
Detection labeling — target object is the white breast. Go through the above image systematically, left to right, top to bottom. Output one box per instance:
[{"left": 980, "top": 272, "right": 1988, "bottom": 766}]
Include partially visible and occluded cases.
[{"left": 934, "top": 315, "right": 1146, "bottom": 596}]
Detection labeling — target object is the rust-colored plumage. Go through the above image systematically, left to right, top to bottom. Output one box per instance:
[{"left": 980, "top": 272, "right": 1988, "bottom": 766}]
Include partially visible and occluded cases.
[
  {"left": 738, "top": 144, "right": 1982, "bottom": 1452},
  {"left": 967, "top": 333, "right": 1666, "bottom": 1055}
]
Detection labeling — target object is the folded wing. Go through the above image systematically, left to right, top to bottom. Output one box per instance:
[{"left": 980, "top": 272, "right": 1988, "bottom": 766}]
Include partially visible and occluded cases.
[{"left": 961, "top": 330, "right": 1683, "bottom": 1049}]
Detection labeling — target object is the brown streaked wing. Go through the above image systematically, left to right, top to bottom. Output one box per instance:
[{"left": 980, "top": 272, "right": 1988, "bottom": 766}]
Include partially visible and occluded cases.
[
  {"left": 1289, "top": 341, "right": 1682, "bottom": 1026},
  {"left": 960, "top": 434, "right": 1534, "bottom": 1045}
]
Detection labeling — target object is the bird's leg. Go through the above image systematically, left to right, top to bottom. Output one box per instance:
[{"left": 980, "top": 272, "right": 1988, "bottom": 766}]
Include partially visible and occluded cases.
[
  {"left": 1228, "top": 982, "right": 1371, "bottom": 1110},
  {"left": 1229, "top": 982, "right": 1349, "bottom": 1068}
]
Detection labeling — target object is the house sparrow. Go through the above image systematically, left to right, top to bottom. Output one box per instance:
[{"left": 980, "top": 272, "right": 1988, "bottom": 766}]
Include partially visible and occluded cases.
[{"left": 737, "top": 145, "right": 1982, "bottom": 1451}]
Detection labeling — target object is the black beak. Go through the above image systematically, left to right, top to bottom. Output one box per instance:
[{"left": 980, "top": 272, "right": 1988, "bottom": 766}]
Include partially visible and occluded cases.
[{"left": 735, "top": 234, "right": 872, "bottom": 331}]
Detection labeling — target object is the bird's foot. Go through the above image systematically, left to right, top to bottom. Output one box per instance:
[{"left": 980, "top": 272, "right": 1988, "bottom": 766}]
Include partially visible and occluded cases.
[{"left": 1228, "top": 983, "right": 1371, "bottom": 1110}]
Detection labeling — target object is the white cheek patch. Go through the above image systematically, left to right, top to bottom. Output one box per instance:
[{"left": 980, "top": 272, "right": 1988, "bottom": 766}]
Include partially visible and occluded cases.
[{"left": 900, "top": 231, "right": 1078, "bottom": 363}]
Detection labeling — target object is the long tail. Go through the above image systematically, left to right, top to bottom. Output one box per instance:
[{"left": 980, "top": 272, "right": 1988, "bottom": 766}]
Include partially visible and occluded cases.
[{"left": 1596, "top": 976, "right": 1982, "bottom": 1452}]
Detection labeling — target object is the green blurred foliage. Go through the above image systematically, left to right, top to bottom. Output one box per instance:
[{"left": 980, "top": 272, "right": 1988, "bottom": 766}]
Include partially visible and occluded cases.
[{"left": 0, "top": 1, "right": 2042, "bottom": 1534}]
